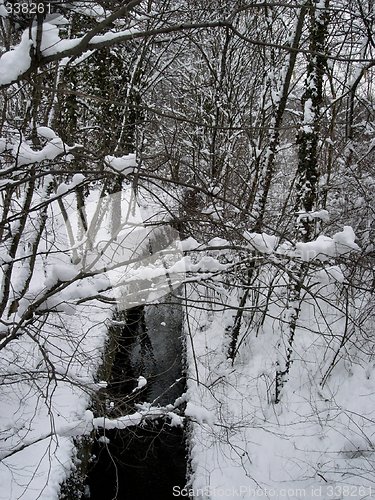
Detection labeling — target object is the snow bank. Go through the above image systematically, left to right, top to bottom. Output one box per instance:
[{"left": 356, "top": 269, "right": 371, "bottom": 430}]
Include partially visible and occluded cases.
[
  {"left": 0, "top": 186, "right": 111, "bottom": 499},
  {"left": 185, "top": 278, "right": 375, "bottom": 498},
  {"left": 0, "top": 306, "right": 109, "bottom": 499},
  {"left": 185, "top": 402, "right": 214, "bottom": 425},
  {"left": 0, "top": 437, "right": 75, "bottom": 500}
]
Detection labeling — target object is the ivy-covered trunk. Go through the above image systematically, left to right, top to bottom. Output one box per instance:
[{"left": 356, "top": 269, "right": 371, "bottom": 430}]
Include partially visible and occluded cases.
[
  {"left": 275, "top": 0, "right": 330, "bottom": 403},
  {"left": 295, "top": 0, "right": 330, "bottom": 240}
]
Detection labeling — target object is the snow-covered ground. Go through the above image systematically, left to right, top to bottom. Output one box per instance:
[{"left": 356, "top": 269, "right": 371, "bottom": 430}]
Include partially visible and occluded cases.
[
  {"left": 0, "top": 178, "right": 186, "bottom": 499},
  {"left": 0, "top": 180, "right": 113, "bottom": 499},
  {"left": 185, "top": 275, "right": 375, "bottom": 500},
  {"left": 0, "top": 305, "right": 109, "bottom": 500}
]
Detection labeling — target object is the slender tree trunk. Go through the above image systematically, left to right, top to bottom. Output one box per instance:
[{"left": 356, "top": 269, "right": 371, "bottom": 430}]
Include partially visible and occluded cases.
[
  {"left": 275, "top": 0, "right": 330, "bottom": 403},
  {"left": 295, "top": 0, "right": 330, "bottom": 240},
  {"left": 252, "top": 4, "right": 307, "bottom": 231}
]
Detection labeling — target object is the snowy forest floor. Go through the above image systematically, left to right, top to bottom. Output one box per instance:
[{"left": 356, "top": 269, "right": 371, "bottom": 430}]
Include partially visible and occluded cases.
[
  {"left": 185, "top": 284, "right": 375, "bottom": 500},
  {"left": 0, "top": 304, "right": 109, "bottom": 500}
]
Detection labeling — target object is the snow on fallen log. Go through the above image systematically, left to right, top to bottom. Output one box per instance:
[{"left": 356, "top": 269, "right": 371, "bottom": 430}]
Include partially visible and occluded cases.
[{"left": 93, "top": 403, "right": 184, "bottom": 430}]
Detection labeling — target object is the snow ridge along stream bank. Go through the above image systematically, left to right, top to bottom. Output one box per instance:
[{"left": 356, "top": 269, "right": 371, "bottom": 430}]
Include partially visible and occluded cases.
[{"left": 185, "top": 281, "right": 375, "bottom": 500}]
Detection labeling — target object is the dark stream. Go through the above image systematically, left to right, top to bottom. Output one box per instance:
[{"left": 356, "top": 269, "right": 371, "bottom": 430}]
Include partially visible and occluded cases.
[{"left": 86, "top": 297, "right": 187, "bottom": 500}]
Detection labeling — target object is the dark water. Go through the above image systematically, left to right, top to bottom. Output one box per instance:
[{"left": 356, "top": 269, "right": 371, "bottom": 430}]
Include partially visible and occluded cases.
[
  {"left": 87, "top": 298, "right": 187, "bottom": 500},
  {"left": 88, "top": 422, "right": 186, "bottom": 500}
]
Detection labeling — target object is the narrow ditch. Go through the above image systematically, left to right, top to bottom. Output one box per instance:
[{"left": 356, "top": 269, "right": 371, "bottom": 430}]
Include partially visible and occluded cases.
[{"left": 86, "top": 297, "right": 187, "bottom": 499}]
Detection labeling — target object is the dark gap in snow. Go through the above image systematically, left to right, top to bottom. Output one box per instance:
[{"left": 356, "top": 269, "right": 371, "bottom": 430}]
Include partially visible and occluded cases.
[
  {"left": 87, "top": 297, "right": 187, "bottom": 499},
  {"left": 109, "top": 306, "right": 147, "bottom": 404},
  {"left": 87, "top": 421, "right": 186, "bottom": 500}
]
